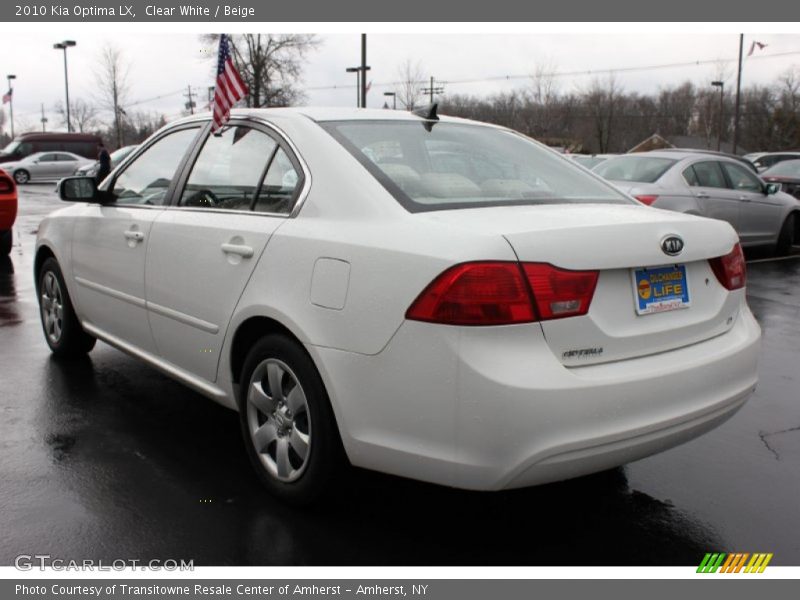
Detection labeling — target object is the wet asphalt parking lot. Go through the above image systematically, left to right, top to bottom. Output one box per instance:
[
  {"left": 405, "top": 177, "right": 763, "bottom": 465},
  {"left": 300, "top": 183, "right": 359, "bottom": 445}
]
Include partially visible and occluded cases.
[{"left": 1, "top": 184, "right": 799, "bottom": 566}]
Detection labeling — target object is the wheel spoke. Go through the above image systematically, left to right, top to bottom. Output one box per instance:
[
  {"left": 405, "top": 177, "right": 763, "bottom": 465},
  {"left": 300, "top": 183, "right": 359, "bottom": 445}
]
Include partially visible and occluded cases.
[
  {"left": 53, "top": 319, "right": 62, "bottom": 340},
  {"left": 266, "top": 362, "right": 284, "bottom": 403},
  {"left": 248, "top": 381, "right": 276, "bottom": 416},
  {"left": 285, "top": 384, "right": 306, "bottom": 416},
  {"left": 251, "top": 421, "right": 277, "bottom": 453},
  {"left": 289, "top": 427, "right": 309, "bottom": 461},
  {"left": 276, "top": 438, "right": 291, "bottom": 478}
]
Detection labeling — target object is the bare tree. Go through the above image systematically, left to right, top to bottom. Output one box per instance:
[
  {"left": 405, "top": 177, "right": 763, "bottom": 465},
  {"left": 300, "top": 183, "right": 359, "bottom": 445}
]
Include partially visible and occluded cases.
[
  {"left": 203, "top": 34, "right": 318, "bottom": 108},
  {"left": 94, "top": 44, "right": 130, "bottom": 147},
  {"left": 394, "top": 59, "right": 424, "bottom": 111},
  {"left": 583, "top": 75, "right": 624, "bottom": 153},
  {"left": 54, "top": 98, "right": 99, "bottom": 133}
]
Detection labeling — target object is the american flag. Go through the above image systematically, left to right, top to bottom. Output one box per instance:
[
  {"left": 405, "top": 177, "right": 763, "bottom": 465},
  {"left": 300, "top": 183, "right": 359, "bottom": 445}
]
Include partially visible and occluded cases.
[
  {"left": 212, "top": 34, "right": 248, "bottom": 131},
  {"left": 2, "top": 88, "right": 11, "bottom": 104}
]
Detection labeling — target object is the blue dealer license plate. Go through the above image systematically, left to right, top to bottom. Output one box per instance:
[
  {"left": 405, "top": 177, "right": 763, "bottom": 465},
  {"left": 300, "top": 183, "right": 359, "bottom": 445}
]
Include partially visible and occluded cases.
[{"left": 633, "top": 265, "right": 690, "bottom": 315}]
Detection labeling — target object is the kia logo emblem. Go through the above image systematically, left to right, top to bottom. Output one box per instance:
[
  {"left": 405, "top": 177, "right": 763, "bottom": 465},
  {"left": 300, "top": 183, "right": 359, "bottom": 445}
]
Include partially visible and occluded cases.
[{"left": 661, "top": 235, "right": 684, "bottom": 256}]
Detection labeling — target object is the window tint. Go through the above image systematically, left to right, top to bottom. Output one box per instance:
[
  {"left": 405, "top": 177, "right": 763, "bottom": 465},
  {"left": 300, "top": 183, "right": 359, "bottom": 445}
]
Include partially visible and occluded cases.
[
  {"left": 324, "top": 121, "right": 629, "bottom": 212},
  {"left": 179, "top": 125, "right": 277, "bottom": 211},
  {"left": 112, "top": 127, "right": 199, "bottom": 206},
  {"left": 254, "top": 148, "right": 302, "bottom": 214},
  {"left": 38, "top": 153, "right": 58, "bottom": 162},
  {"left": 56, "top": 153, "right": 77, "bottom": 161},
  {"left": 593, "top": 156, "right": 676, "bottom": 183},
  {"left": 691, "top": 161, "right": 727, "bottom": 188},
  {"left": 722, "top": 161, "right": 763, "bottom": 193},
  {"left": 682, "top": 166, "right": 699, "bottom": 186}
]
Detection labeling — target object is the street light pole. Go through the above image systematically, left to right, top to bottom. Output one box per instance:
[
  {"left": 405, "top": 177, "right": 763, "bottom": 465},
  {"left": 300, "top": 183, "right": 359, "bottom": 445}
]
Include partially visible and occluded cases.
[
  {"left": 360, "top": 34, "right": 367, "bottom": 108},
  {"left": 732, "top": 34, "right": 744, "bottom": 154},
  {"left": 53, "top": 40, "right": 76, "bottom": 132},
  {"left": 346, "top": 67, "right": 361, "bottom": 107},
  {"left": 6, "top": 74, "right": 15, "bottom": 139},
  {"left": 711, "top": 81, "right": 724, "bottom": 152}
]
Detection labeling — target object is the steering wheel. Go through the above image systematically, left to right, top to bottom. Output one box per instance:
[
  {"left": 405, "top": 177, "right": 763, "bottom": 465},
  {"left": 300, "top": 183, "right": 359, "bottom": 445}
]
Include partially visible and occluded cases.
[{"left": 183, "top": 188, "right": 220, "bottom": 207}]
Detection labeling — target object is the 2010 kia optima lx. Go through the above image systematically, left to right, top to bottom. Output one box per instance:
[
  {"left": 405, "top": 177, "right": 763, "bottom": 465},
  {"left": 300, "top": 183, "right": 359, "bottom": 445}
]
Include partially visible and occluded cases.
[{"left": 35, "top": 107, "right": 760, "bottom": 503}]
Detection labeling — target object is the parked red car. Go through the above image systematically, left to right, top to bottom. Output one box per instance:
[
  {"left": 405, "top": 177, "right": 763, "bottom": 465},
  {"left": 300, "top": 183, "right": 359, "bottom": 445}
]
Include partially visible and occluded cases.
[{"left": 0, "top": 168, "right": 17, "bottom": 254}]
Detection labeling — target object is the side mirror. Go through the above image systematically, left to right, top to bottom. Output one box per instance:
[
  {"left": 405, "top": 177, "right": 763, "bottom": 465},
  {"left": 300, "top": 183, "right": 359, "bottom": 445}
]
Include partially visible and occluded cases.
[
  {"left": 58, "top": 176, "right": 109, "bottom": 203},
  {"left": 765, "top": 182, "right": 781, "bottom": 195}
]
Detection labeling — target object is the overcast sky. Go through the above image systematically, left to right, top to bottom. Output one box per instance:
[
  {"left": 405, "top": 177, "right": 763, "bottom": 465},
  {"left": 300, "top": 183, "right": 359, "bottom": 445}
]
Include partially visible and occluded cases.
[{"left": 1, "top": 32, "right": 799, "bottom": 131}]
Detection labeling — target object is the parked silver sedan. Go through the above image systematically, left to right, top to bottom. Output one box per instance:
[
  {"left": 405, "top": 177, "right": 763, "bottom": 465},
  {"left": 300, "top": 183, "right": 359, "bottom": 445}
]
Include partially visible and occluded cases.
[
  {"left": 2, "top": 151, "right": 94, "bottom": 184},
  {"left": 594, "top": 151, "right": 800, "bottom": 255}
]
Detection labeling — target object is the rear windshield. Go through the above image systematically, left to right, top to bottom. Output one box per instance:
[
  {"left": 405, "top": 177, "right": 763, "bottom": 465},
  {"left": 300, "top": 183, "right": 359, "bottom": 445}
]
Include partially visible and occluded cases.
[
  {"left": 321, "top": 120, "right": 630, "bottom": 212},
  {"left": 571, "top": 155, "right": 607, "bottom": 169},
  {"left": 594, "top": 156, "right": 677, "bottom": 183},
  {"left": 764, "top": 159, "right": 800, "bottom": 178}
]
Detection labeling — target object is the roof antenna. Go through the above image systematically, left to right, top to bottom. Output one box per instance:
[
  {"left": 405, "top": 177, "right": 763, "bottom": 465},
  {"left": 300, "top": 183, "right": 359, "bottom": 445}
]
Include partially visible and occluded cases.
[{"left": 412, "top": 103, "right": 439, "bottom": 131}]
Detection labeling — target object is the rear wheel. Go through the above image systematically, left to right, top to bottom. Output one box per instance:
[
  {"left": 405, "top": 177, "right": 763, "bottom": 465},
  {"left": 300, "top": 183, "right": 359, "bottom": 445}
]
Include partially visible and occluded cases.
[
  {"left": 13, "top": 170, "right": 29, "bottom": 185},
  {"left": 776, "top": 213, "right": 796, "bottom": 256},
  {"left": 0, "top": 229, "right": 10, "bottom": 255},
  {"left": 37, "top": 257, "right": 96, "bottom": 357},
  {"left": 238, "top": 334, "right": 344, "bottom": 505}
]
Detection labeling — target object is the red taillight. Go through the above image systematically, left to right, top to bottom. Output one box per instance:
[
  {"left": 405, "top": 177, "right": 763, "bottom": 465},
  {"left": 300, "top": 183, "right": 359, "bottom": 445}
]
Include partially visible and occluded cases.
[
  {"left": 635, "top": 194, "right": 659, "bottom": 206},
  {"left": 709, "top": 244, "right": 746, "bottom": 291},
  {"left": 406, "top": 261, "right": 599, "bottom": 325},
  {"left": 405, "top": 262, "right": 535, "bottom": 325},
  {"left": 522, "top": 263, "right": 599, "bottom": 320}
]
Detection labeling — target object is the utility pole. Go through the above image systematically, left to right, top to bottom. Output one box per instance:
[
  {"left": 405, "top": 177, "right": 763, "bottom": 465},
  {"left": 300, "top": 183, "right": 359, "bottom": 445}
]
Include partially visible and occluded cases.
[
  {"left": 360, "top": 34, "right": 367, "bottom": 108},
  {"left": 732, "top": 34, "right": 744, "bottom": 154},
  {"left": 53, "top": 40, "right": 76, "bottom": 132},
  {"left": 422, "top": 76, "right": 444, "bottom": 104},
  {"left": 184, "top": 85, "right": 196, "bottom": 115},
  {"left": 40, "top": 103, "right": 47, "bottom": 132}
]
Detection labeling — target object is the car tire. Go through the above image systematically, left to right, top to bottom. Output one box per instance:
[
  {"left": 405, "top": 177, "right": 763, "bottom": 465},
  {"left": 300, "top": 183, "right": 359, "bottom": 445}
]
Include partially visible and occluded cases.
[
  {"left": 13, "top": 170, "right": 29, "bottom": 185},
  {"left": 775, "top": 213, "right": 796, "bottom": 257},
  {"left": 0, "top": 229, "right": 11, "bottom": 255},
  {"left": 37, "top": 257, "right": 96, "bottom": 357},
  {"left": 238, "top": 334, "right": 345, "bottom": 505}
]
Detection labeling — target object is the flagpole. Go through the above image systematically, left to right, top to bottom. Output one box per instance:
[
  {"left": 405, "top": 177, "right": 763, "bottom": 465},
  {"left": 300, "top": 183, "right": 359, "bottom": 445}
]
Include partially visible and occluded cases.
[{"left": 732, "top": 33, "right": 744, "bottom": 155}]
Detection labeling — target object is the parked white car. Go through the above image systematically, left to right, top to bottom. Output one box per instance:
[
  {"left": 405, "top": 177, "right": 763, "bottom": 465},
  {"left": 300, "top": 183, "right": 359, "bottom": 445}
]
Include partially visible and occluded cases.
[
  {"left": 35, "top": 108, "right": 761, "bottom": 503},
  {"left": 3, "top": 151, "right": 94, "bottom": 184}
]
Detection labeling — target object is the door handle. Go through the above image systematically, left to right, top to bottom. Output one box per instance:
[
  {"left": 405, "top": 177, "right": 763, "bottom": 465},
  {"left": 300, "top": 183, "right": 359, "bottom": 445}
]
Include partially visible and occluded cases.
[
  {"left": 695, "top": 192, "right": 709, "bottom": 199},
  {"left": 738, "top": 196, "right": 751, "bottom": 202},
  {"left": 124, "top": 230, "right": 145, "bottom": 242},
  {"left": 221, "top": 243, "right": 254, "bottom": 258}
]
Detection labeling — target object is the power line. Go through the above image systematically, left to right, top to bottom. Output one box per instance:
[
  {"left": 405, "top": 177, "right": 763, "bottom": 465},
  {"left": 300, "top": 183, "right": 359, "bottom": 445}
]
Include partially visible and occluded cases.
[{"left": 304, "top": 50, "right": 800, "bottom": 92}]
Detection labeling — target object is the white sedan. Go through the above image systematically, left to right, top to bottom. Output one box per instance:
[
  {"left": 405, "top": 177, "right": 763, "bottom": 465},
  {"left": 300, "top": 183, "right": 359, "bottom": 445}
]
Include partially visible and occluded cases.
[
  {"left": 35, "top": 108, "right": 760, "bottom": 504},
  {"left": 4, "top": 151, "right": 94, "bottom": 184}
]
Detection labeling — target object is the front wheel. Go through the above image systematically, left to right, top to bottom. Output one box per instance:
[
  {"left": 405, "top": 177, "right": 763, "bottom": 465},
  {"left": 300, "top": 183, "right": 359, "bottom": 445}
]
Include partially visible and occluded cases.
[
  {"left": 13, "top": 170, "right": 29, "bottom": 185},
  {"left": 776, "top": 213, "right": 796, "bottom": 256},
  {"left": 0, "top": 229, "right": 10, "bottom": 255},
  {"left": 37, "top": 257, "right": 96, "bottom": 357},
  {"left": 238, "top": 334, "right": 345, "bottom": 505}
]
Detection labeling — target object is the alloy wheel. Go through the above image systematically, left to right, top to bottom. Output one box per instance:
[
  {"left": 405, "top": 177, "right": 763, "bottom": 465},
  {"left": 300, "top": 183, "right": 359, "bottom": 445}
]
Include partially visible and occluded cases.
[{"left": 41, "top": 271, "right": 64, "bottom": 344}]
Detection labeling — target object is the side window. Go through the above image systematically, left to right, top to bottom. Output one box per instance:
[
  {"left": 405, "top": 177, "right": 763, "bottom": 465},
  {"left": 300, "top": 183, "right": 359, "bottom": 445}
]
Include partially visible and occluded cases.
[
  {"left": 179, "top": 125, "right": 277, "bottom": 211},
  {"left": 112, "top": 127, "right": 199, "bottom": 206},
  {"left": 16, "top": 143, "right": 33, "bottom": 157},
  {"left": 254, "top": 148, "right": 302, "bottom": 214},
  {"left": 38, "top": 153, "right": 58, "bottom": 162},
  {"left": 56, "top": 153, "right": 76, "bottom": 162},
  {"left": 692, "top": 161, "right": 727, "bottom": 189},
  {"left": 721, "top": 162, "right": 762, "bottom": 193},
  {"left": 682, "top": 165, "right": 700, "bottom": 186}
]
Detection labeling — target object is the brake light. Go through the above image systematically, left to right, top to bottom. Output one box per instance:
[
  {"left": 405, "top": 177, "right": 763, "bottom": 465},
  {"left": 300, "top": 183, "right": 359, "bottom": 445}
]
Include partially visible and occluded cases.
[
  {"left": 635, "top": 195, "right": 659, "bottom": 206},
  {"left": 709, "top": 244, "right": 746, "bottom": 290},
  {"left": 406, "top": 261, "right": 599, "bottom": 325},
  {"left": 405, "top": 262, "right": 535, "bottom": 325},
  {"left": 522, "top": 263, "right": 599, "bottom": 320}
]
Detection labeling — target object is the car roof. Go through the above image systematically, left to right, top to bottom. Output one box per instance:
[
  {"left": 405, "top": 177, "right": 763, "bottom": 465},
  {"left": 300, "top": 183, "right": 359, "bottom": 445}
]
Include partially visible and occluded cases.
[{"left": 170, "top": 106, "right": 500, "bottom": 128}]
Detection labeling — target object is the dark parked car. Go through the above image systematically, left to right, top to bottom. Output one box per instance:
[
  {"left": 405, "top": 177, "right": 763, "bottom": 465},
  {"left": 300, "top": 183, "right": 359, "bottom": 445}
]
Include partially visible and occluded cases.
[
  {"left": 0, "top": 133, "right": 104, "bottom": 164},
  {"left": 761, "top": 159, "right": 800, "bottom": 200}
]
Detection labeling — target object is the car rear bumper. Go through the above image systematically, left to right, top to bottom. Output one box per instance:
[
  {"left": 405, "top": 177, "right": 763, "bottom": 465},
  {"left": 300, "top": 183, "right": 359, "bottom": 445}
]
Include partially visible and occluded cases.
[
  {"left": 0, "top": 197, "right": 17, "bottom": 231},
  {"left": 310, "top": 301, "right": 760, "bottom": 490}
]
